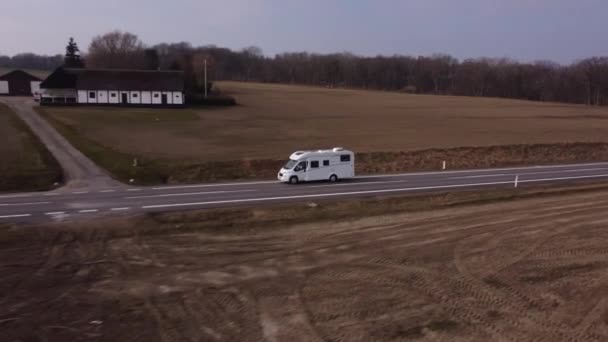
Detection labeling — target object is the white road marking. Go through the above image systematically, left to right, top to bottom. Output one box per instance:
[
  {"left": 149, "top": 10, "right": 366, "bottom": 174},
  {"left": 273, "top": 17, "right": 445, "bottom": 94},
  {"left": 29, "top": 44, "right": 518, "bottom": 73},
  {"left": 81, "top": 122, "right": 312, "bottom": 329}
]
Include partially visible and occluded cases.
[
  {"left": 142, "top": 162, "right": 608, "bottom": 191},
  {"left": 356, "top": 162, "right": 608, "bottom": 179},
  {"left": 449, "top": 167, "right": 608, "bottom": 180},
  {"left": 141, "top": 173, "right": 608, "bottom": 210},
  {"left": 450, "top": 173, "right": 508, "bottom": 179},
  {"left": 520, "top": 174, "right": 608, "bottom": 184},
  {"left": 307, "top": 179, "right": 406, "bottom": 188},
  {"left": 152, "top": 181, "right": 276, "bottom": 191},
  {"left": 125, "top": 189, "right": 255, "bottom": 199},
  {"left": 127, "top": 189, "right": 142, "bottom": 192},
  {"left": 100, "top": 190, "right": 116, "bottom": 193},
  {"left": 72, "top": 191, "right": 89, "bottom": 194},
  {"left": 44, "top": 193, "right": 60, "bottom": 196},
  {"left": 0, "top": 194, "right": 32, "bottom": 199},
  {"left": 0, "top": 201, "right": 50, "bottom": 207},
  {"left": 110, "top": 207, "right": 130, "bottom": 211},
  {"left": 79, "top": 209, "right": 99, "bottom": 213},
  {"left": 45, "top": 212, "right": 66, "bottom": 215},
  {"left": 0, "top": 214, "right": 31, "bottom": 219}
]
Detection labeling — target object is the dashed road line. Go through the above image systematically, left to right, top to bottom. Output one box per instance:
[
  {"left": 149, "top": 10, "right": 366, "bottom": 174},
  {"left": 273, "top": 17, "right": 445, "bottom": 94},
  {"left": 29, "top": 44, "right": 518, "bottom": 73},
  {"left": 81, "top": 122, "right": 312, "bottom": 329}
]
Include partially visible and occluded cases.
[
  {"left": 356, "top": 162, "right": 608, "bottom": 179},
  {"left": 449, "top": 167, "right": 608, "bottom": 180},
  {"left": 141, "top": 173, "right": 608, "bottom": 210},
  {"left": 450, "top": 173, "right": 508, "bottom": 179},
  {"left": 307, "top": 179, "right": 406, "bottom": 188},
  {"left": 141, "top": 180, "right": 516, "bottom": 209},
  {"left": 152, "top": 180, "right": 275, "bottom": 191},
  {"left": 125, "top": 189, "right": 255, "bottom": 200},
  {"left": 127, "top": 189, "right": 142, "bottom": 192},
  {"left": 100, "top": 190, "right": 116, "bottom": 193},
  {"left": 72, "top": 191, "right": 89, "bottom": 194},
  {"left": 43, "top": 193, "right": 60, "bottom": 196},
  {"left": 0, "top": 194, "right": 32, "bottom": 199},
  {"left": 0, "top": 201, "right": 50, "bottom": 207},
  {"left": 110, "top": 207, "right": 130, "bottom": 211},
  {"left": 78, "top": 209, "right": 99, "bottom": 213},
  {"left": 45, "top": 212, "right": 66, "bottom": 215},
  {"left": 0, "top": 214, "right": 31, "bottom": 219}
]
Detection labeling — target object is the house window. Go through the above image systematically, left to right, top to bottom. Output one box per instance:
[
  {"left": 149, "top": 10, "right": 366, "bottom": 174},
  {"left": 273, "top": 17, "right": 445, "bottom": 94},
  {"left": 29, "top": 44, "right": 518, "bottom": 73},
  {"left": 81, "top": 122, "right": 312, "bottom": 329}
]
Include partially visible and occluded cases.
[
  {"left": 89, "top": 92, "right": 96, "bottom": 99},
  {"left": 110, "top": 93, "right": 116, "bottom": 98},
  {"left": 132, "top": 93, "right": 138, "bottom": 98},
  {"left": 154, "top": 94, "right": 159, "bottom": 98},
  {"left": 340, "top": 155, "right": 351, "bottom": 162},
  {"left": 323, "top": 160, "right": 330, "bottom": 166},
  {"left": 310, "top": 161, "right": 319, "bottom": 169}
]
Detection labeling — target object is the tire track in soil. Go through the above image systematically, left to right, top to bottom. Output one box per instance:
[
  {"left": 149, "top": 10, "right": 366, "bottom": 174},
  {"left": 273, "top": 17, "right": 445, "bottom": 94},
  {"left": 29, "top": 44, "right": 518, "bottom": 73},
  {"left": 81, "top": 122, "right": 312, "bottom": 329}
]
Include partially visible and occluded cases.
[
  {"left": 156, "top": 199, "right": 608, "bottom": 278},
  {"left": 476, "top": 216, "right": 608, "bottom": 328},
  {"left": 452, "top": 218, "right": 606, "bottom": 342},
  {"left": 111, "top": 236, "right": 202, "bottom": 342},
  {"left": 301, "top": 263, "right": 515, "bottom": 341},
  {"left": 245, "top": 279, "right": 323, "bottom": 342}
]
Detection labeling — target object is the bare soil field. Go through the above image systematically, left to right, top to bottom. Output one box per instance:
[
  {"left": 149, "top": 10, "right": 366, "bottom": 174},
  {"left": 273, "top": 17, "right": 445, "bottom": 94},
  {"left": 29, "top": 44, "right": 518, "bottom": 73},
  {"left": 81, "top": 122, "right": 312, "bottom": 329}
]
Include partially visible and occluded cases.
[
  {"left": 38, "top": 81, "right": 608, "bottom": 184},
  {"left": 0, "top": 103, "right": 61, "bottom": 192},
  {"left": 2, "top": 187, "right": 608, "bottom": 341}
]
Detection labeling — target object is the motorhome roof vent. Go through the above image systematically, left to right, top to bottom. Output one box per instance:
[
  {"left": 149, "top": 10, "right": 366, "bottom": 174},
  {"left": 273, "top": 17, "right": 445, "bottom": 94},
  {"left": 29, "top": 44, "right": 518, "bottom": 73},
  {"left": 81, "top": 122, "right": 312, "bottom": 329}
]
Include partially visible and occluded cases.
[{"left": 333, "top": 147, "right": 344, "bottom": 152}]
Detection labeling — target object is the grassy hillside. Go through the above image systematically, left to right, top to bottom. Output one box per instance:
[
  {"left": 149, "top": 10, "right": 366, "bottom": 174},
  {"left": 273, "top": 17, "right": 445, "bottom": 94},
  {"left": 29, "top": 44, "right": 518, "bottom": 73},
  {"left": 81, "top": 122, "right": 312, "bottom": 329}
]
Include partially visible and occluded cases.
[
  {"left": 38, "top": 81, "right": 608, "bottom": 184},
  {"left": 0, "top": 103, "right": 62, "bottom": 192}
]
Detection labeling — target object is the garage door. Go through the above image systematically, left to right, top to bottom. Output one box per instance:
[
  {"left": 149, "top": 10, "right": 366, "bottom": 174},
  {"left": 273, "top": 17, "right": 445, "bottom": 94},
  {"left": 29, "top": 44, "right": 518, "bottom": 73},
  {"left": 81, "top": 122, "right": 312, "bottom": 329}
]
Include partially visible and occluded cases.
[{"left": 0, "top": 81, "right": 8, "bottom": 94}]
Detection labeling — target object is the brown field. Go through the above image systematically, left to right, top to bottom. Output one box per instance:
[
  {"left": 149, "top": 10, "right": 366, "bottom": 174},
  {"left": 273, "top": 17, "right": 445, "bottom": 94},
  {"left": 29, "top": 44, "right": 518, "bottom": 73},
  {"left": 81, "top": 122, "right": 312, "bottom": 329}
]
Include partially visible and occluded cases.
[
  {"left": 37, "top": 81, "right": 608, "bottom": 184},
  {"left": 45, "top": 81, "right": 608, "bottom": 160},
  {"left": 0, "top": 103, "right": 61, "bottom": 192},
  {"left": 3, "top": 187, "right": 608, "bottom": 341}
]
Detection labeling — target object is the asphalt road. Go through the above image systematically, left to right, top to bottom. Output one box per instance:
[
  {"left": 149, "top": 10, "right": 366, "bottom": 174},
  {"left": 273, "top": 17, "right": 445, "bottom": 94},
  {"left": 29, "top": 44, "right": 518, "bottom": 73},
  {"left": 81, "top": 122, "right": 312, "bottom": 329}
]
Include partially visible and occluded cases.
[{"left": 2, "top": 161, "right": 608, "bottom": 223}]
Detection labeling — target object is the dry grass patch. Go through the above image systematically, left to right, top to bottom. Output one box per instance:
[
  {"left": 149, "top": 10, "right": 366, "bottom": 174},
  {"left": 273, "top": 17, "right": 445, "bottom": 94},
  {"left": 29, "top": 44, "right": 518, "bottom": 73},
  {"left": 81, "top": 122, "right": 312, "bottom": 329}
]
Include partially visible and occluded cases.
[
  {"left": 38, "top": 81, "right": 608, "bottom": 184},
  {"left": 0, "top": 103, "right": 61, "bottom": 192}
]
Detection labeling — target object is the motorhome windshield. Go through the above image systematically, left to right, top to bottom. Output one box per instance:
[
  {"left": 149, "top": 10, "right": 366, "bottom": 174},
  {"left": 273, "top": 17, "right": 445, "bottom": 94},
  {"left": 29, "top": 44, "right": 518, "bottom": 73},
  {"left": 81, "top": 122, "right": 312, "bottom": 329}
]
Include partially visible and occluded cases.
[{"left": 283, "top": 159, "right": 298, "bottom": 170}]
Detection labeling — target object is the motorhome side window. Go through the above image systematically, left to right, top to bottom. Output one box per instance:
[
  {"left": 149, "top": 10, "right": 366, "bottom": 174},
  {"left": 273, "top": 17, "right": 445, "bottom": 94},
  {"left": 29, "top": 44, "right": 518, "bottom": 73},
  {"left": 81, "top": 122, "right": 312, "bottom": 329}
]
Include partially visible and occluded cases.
[
  {"left": 340, "top": 154, "right": 351, "bottom": 162},
  {"left": 323, "top": 160, "right": 330, "bottom": 166},
  {"left": 311, "top": 161, "right": 319, "bottom": 168}
]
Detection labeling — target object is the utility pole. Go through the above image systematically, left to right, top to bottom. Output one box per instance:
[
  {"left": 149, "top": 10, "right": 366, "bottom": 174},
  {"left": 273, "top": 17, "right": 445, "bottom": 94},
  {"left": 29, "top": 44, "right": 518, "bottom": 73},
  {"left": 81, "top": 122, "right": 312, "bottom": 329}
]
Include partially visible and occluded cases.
[{"left": 204, "top": 59, "right": 208, "bottom": 98}]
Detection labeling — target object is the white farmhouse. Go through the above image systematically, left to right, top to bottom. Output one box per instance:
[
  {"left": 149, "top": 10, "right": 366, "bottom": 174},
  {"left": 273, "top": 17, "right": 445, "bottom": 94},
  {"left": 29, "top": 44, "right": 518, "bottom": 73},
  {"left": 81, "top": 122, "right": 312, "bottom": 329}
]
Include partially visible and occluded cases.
[{"left": 39, "top": 68, "right": 185, "bottom": 107}]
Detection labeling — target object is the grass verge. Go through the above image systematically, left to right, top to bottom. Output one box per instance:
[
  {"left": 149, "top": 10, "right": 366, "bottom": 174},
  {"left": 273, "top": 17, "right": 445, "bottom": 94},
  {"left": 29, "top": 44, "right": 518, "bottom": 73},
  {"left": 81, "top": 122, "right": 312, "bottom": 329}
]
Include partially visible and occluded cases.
[
  {"left": 0, "top": 103, "right": 62, "bottom": 192},
  {"left": 33, "top": 106, "right": 608, "bottom": 185}
]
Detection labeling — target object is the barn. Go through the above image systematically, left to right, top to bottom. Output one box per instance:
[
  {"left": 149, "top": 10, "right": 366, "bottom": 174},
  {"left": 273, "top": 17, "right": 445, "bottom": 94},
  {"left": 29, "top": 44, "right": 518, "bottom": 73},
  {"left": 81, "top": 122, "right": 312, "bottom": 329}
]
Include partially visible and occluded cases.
[
  {"left": 39, "top": 67, "right": 185, "bottom": 107},
  {"left": 0, "top": 70, "right": 42, "bottom": 96}
]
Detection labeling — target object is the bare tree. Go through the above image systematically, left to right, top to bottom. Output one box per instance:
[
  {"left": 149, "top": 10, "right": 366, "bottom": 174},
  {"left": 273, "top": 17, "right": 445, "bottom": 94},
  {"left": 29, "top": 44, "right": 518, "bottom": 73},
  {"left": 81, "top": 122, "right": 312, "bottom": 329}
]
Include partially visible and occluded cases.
[{"left": 87, "top": 31, "right": 145, "bottom": 69}]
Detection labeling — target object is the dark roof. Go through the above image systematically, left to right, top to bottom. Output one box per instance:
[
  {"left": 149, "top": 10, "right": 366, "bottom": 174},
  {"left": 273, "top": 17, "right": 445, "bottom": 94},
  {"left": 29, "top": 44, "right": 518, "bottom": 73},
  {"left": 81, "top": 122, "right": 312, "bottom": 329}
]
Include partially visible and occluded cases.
[
  {"left": 39, "top": 67, "right": 77, "bottom": 89},
  {"left": 40, "top": 67, "right": 183, "bottom": 91},
  {"left": 0, "top": 70, "right": 42, "bottom": 81}
]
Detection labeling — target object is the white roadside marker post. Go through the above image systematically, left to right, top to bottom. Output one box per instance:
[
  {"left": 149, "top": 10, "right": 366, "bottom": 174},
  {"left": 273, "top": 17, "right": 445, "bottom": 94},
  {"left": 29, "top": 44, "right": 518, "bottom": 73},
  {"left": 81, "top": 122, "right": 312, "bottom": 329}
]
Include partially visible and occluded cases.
[
  {"left": 442, "top": 160, "right": 446, "bottom": 170},
  {"left": 514, "top": 175, "right": 519, "bottom": 188}
]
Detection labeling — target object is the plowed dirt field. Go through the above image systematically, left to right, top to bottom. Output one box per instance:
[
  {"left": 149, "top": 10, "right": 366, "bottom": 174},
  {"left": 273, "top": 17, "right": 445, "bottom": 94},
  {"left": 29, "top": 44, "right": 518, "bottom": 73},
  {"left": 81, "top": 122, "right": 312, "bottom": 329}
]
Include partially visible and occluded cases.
[{"left": 2, "top": 190, "right": 608, "bottom": 341}]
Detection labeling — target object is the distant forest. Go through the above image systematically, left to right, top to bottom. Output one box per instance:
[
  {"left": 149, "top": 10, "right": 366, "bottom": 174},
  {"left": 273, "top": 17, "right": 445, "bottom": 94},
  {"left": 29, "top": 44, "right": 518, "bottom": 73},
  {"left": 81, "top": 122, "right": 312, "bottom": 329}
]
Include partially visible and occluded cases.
[{"left": 2, "top": 32, "right": 608, "bottom": 105}]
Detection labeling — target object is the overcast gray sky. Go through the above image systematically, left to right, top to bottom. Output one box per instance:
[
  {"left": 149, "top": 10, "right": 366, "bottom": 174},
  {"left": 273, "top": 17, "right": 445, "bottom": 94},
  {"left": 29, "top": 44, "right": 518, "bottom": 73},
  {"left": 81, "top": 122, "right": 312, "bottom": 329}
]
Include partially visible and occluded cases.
[{"left": 1, "top": 0, "right": 606, "bottom": 64}]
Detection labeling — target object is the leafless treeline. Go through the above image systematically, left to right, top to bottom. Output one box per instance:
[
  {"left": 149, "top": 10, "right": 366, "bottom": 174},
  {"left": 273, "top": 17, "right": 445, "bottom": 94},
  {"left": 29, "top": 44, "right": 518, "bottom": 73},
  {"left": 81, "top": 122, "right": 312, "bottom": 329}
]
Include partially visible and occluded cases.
[
  {"left": 3, "top": 35, "right": 608, "bottom": 105},
  {"left": 185, "top": 47, "right": 608, "bottom": 106},
  {"left": 0, "top": 53, "right": 62, "bottom": 71}
]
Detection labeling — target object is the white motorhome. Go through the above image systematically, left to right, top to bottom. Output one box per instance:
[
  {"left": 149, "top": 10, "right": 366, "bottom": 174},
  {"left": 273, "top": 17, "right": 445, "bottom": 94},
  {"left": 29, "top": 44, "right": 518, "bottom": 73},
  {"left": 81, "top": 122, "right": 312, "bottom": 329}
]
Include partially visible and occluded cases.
[{"left": 278, "top": 147, "right": 355, "bottom": 184}]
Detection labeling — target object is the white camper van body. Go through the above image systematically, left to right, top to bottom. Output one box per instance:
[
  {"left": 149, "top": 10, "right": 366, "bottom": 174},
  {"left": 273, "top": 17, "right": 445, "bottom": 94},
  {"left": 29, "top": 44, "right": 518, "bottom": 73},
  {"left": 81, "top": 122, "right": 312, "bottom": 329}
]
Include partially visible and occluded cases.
[{"left": 278, "top": 148, "right": 355, "bottom": 184}]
